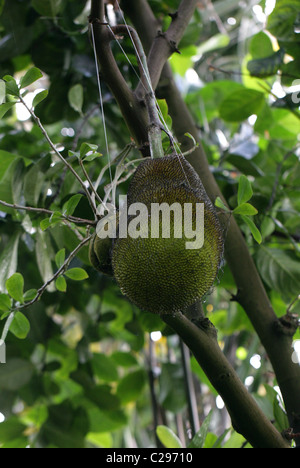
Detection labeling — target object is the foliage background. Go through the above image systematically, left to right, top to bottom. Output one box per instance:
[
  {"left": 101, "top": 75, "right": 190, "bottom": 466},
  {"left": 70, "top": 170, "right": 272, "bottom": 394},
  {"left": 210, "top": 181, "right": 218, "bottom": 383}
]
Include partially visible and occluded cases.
[{"left": 0, "top": 0, "right": 299, "bottom": 448}]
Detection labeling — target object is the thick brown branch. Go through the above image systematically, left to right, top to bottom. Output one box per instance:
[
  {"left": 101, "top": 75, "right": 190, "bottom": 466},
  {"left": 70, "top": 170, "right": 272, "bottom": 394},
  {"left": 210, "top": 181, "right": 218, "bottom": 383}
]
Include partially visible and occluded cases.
[
  {"left": 122, "top": 0, "right": 300, "bottom": 441},
  {"left": 163, "top": 312, "right": 290, "bottom": 448}
]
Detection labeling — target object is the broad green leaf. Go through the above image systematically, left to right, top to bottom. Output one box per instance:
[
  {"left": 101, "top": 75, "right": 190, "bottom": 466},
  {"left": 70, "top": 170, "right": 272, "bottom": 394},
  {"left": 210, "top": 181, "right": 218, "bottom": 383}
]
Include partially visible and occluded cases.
[
  {"left": 31, "top": 0, "right": 63, "bottom": 17},
  {"left": 267, "top": 0, "right": 300, "bottom": 42},
  {"left": 249, "top": 31, "right": 274, "bottom": 59},
  {"left": 169, "top": 45, "right": 197, "bottom": 76},
  {"left": 247, "top": 49, "right": 285, "bottom": 78},
  {"left": 20, "top": 67, "right": 43, "bottom": 89},
  {"left": 3, "top": 76, "right": 19, "bottom": 97},
  {"left": 0, "top": 79, "right": 5, "bottom": 104},
  {"left": 68, "top": 84, "right": 84, "bottom": 115},
  {"left": 219, "top": 88, "right": 265, "bottom": 122},
  {"left": 32, "top": 89, "right": 48, "bottom": 107},
  {"left": 0, "top": 102, "right": 16, "bottom": 119},
  {"left": 80, "top": 142, "right": 98, "bottom": 158},
  {"left": 238, "top": 175, "right": 253, "bottom": 205},
  {"left": 63, "top": 194, "right": 82, "bottom": 217},
  {"left": 215, "top": 196, "right": 230, "bottom": 212},
  {"left": 233, "top": 203, "right": 258, "bottom": 215},
  {"left": 241, "top": 216, "right": 262, "bottom": 244},
  {"left": 40, "top": 218, "right": 51, "bottom": 231},
  {"left": 0, "top": 233, "right": 20, "bottom": 293},
  {"left": 256, "top": 247, "right": 300, "bottom": 297},
  {"left": 55, "top": 249, "right": 66, "bottom": 268},
  {"left": 65, "top": 268, "right": 88, "bottom": 281},
  {"left": 6, "top": 273, "right": 24, "bottom": 304},
  {"left": 55, "top": 276, "right": 67, "bottom": 292},
  {"left": 23, "top": 289, "right": 38, "bottom": 302},
  {"left": 0, "top": 293, "right": 12, "bottom": 312},
  {"left": 10, "top": 311, "right": 30, "bottom": 339},
  {"left": 111, "top": 351, "right": 138, "bottom": 368},
  {"left": 91, "top": 353, "right": 119, "bottom": 382},
  {"left": 0, "top": 358, "right": 34, "bottom": 390},
  {"left": 158, "top": 362, "right": 186, "bottom": 413},
  {"left": 116, "top": 369, "right": 146, "bottom": 404},
  {"left": 87, "top": 406, "right": 127, "bottom": 433},
  {"left": 188, "top": 410, "right": 213, "bottom": 448},
  {"left": 0, "top": 417, "right": 26, "bottom": 443},
  {"left": 156, "top": 426, "right": 183, "bottom": 449},
  {"left": 86, "top": 432, "right": 113, "bottom": 448}
]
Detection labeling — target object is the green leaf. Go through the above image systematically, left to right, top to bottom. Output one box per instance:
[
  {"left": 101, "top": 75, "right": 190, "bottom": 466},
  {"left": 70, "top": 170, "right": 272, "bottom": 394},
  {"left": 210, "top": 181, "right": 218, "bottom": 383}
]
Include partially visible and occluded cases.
[
  {"left": 31, "top": 0, "right": 63, "bottom": 17},
  {"left": 267, "top": 0, "right": 300, "bottom": 42},
  {"left": 249, "top": 32, "right": 274, "bottom": 59},
  {"left": 247, "top": 49, "right": 285, "bottom": 78},
  {"left": 20, "top": 67, "right": 43, "bottom": 89},
  {"left": 3, "top": 76, "right": 19, "bottom": 97},
  {"left": 0, "top": 79, "right": 5, "bottom": 104},
  {"left": 68, "top": 84, "right": 84, "bottom": 115},
  {"left": 32, "top": 89, "right": 48, "bottom": 107},
  {"left": 219, "top": 89, "right": 265, "bottom": 122},
  {"left": 0, "top": 102, "right": 15, "bottom": 119},
  {"left": 80, "top": 142, "right": 98, "bottom": 159},
  {"left": 238, "top": 175, "right": 253, "bottom": 205},
  {"left": 63, "top": 194, "right": 82, "bottom": 217},
  {"left": 215, "top": 196, "right": 230, "bottom": 212},
  {"left": 233, "top": 203, "right": 258, "bottom": 215},
  {"left": 241, "top": 216, "right": 262, "bottom": 244},
  {"left": 40, "top": 218, "right": 51, "bottom": 231},
  {"left": 256, "top": 247, "right": 300, "bottom": 297},
  {"left": 55, "top": 249, "right": 66, "bottom": 268},
  {"left": 65, "top": 268, "right": 88, "bottom": 281},
  {"left": 6, "top": 273, "right": 24, "bottom": 304},
  {"left": 55, "top": 276, "right": 67, "bottom": 293},
  {"left": 23, "top": 289, "right": 38, "bottom": 302},
  {"left": 0, "top": 293, "right": 12, "bottom": 312},
  {"left": 10, "top": 312, "right": 30, "bottom": 339},
  {"left": 91, "top": 354, "right": 119, "bottom": 382},
  {"left": 0, "top": 358, "right": 34, "bottom": 390},
  {"left": 116, "top": 369, "right": 146, "bottom": 404},
  {"left": 188, "top": 410, "right": 213, "bottom": 448},
  {"left": 0, "top": 417, "right": 26, "bottom": 443},
  {"left": 156, "top": 426, "right": 183, "bottom": 449}
]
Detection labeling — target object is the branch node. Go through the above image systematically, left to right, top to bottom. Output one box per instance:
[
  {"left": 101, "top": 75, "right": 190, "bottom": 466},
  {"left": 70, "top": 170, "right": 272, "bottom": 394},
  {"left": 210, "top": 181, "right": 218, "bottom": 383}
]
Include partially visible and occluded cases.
[
  {"left": 168, "top": 11, "right": 178, "bottom": 21},
  {"left": 156, "top": 31, "right": 181, "bottom": 54},
  {"left": 273, "top": 313, "right": 299, "bottom": 337},
  {"left": 191, "top": 316, "right": 218, "bottom": 339}
]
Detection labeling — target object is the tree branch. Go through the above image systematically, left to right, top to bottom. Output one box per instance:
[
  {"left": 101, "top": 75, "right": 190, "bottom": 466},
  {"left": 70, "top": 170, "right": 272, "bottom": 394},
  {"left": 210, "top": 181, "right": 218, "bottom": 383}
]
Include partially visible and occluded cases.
[
  {"left": 123, "top": 0, "right": 300, "bottom": 440},
  {"left": 89, "top": 1, "right": 150, "bottom": 154},
  {"left": 19, "top": 96, "right": 98, "bottom": 219},
  {"left": 0, "top": 200, "right": 96, "bottom": 226},
  {"left": 1, "top": 234, "right": 92, "bottom": 342},
  {"left": 162, "top": 312, "right": 290, "bottom": 448}
]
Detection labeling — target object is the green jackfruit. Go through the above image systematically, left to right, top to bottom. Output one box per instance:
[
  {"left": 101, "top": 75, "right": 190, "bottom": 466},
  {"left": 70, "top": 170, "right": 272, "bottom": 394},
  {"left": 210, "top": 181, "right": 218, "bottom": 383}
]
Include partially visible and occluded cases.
[
  {"left": 112, "top": 154, "right": 224, "bottom": 315},
  {"left": 89, "top": 233, "right": 114, "bottom": 276}
]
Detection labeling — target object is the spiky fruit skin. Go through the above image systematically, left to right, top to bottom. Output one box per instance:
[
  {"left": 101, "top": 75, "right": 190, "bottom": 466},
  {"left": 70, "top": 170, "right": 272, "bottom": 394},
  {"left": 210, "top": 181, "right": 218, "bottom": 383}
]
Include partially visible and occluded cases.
[
  {"left": 112, "top": 155, "right": 224, "bottom": 315},
  {"left": 89, "top": 233, "right": 114, "bottom": 276}
]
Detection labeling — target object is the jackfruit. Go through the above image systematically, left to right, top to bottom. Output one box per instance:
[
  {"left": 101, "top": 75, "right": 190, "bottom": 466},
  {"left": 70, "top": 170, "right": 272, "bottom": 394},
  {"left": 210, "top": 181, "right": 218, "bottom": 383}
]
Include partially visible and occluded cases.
[
  {"left": 112, "top": 154, "right": 224, "bottom": 314},
  {"left": 89, "top": 233, "right": 114, "bottom": 276}
]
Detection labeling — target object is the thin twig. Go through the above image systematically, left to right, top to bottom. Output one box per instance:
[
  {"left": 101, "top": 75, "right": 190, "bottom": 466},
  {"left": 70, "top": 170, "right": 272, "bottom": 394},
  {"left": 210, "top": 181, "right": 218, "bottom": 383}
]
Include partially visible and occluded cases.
[
  {"left": 18, "top": 95, "right": 98, "bottom": 218},
  {"left": 0, "top": 200, "right": 96, "bottom": 226},
  {"left": 1, "top": 234, "right": 92, "bottom": 343}
]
